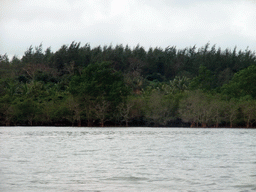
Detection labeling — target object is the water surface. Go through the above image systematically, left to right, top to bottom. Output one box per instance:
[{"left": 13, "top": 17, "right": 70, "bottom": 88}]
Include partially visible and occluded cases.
[{"left": 0, "top": 127, "right": 255, "bottom": 191}]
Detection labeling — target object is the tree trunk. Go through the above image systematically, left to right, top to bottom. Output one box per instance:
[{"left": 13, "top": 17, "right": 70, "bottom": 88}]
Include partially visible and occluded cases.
[
  {"left": 229, "top": 116, "right": 233, "bottom": 128},
  {"left": 29, "top": 119, "right": 33, "bottom": 126},
  {"left": 88, "top": 119, "right": 92, "bottom": 127},
  {"left": 247, "top": 120, "right": 250, "bottom": 128},
  {"left": 202, "top": 122, "right": 207, "bottom": 128}
]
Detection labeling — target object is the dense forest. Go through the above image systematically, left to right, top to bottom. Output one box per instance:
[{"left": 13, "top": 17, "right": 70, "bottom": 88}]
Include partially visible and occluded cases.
[{"left": 0, "top": 42, "right": 256, "bottom": 127}]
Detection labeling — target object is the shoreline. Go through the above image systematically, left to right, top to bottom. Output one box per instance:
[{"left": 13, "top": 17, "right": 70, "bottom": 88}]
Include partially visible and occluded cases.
[{"left": 1, "top": 125, "right": 255, "bottom": 129}]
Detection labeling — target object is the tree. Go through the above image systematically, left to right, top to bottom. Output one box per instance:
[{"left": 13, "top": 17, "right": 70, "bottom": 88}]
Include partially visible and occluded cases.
[
  {"left": 125, "top": 57, "right": 145, "bottom": 94},
  {"left": 69, "top": 62, "right": 130, "bottom": 126},
  {"left": 189, "top": 65, "right": 215, "bottom": 91},
  {"left": 221, "top": 65, "right": 256, "bottom": 99},
  {"left": 169, "top": 76, "right": 190, "bottom": 93},
  {"left": 143, "top": 88, "right": 173, "bottom": 126},
  {"left": 179, "top": 91, "right": 212, "bottom": 127},
  {"left": 0, "top": 94, "right": 13, "bottom": 125},
  {"left": 65, "top": 95, "right": 82, "bottom": 126},
  {"left": 209, "top": 96, "right": 225, "bottom": 128},
  {"left": 117, "top": 97, "right": 134, "bottom": 126},
  {"left": 13, "top": 98, "right": 41, "bottom": 125},
  {"left": 222, "top": 98, "right": 239, "bottom": 128},
  {"left": 240, "top": 98, "right": 256, "bottom": 128},
  {"left": 94, "top": 99, "right": 110, "bottom": 127},
  {"left": 41, "top": 100, "right": 55, "bottom": 125}
]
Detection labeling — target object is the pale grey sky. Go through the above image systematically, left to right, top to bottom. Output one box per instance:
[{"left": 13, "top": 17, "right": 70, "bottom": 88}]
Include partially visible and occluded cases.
[{"left": 1, "top": 0, "right": 256, "bottom": 58}]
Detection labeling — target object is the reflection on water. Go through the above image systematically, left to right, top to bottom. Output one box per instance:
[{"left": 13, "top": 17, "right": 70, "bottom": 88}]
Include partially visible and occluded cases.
[{"left": 0, "top": 127, "right": 255, "bottom": 192}]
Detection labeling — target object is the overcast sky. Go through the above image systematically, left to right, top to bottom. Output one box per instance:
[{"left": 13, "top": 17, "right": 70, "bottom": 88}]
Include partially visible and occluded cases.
[{"left": 1, "top": 0, "right": 256, "bottom": 58}]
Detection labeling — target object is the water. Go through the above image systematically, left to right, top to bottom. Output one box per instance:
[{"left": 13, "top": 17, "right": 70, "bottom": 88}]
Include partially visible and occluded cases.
[{"left": 0, "top": 127, "right": 255, "bottom": 192}]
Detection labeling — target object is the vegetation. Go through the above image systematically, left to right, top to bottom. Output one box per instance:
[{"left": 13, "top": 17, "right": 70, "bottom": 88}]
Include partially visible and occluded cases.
[{"left": 1, "top": 42, "right": 256, "bottom": 127}]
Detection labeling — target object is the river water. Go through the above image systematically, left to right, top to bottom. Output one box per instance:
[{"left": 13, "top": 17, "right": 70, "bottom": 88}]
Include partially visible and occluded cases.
[{"left": 0, "top": 127, "right": 255, "bottom": 192}]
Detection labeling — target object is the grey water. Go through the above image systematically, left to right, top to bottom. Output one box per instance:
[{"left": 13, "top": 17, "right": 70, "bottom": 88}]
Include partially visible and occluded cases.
[{"left": 0, "top": 127, "right": 255, "bottom": 192}]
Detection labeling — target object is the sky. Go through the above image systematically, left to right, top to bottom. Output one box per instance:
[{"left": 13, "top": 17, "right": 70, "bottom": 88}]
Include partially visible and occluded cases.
[{"left": 1, "top": 0, "right": 256, "bottom": 59}]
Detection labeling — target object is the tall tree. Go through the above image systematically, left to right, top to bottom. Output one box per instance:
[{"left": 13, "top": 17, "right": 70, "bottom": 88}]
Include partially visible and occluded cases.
[
  {"left": 69, "top": 62, "right": 130, "bottom": 126},
  {"left": 221, "top": 65, "right": 256, "bottom": 99},
  {"left": 240, "top": 98, "right": 256, "bottom": 128}
]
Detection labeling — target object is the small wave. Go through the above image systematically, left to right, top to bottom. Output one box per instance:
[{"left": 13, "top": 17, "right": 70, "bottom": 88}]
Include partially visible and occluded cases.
[{"left": 105, "top": 176, "right": 148, "bottom": 182}]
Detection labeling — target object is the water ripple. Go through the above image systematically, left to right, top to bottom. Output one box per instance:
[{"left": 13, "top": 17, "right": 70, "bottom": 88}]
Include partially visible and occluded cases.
[{"left": 0, "top": 127, "right": 255, "bottom": 192}]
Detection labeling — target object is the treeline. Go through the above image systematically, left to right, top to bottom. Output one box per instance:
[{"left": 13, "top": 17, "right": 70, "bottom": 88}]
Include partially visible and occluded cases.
[{"left": 0, "top": 42, "right": 256, "bottom": 127}]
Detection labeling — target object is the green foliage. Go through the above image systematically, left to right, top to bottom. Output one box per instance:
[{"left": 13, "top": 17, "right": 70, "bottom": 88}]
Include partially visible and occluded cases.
[
  {"left": 1, "top": 42, "right": 256, "bottom": 127},
  {"left": 69, "top": 61, "right": 130, "bottom": 126},
  {"left": 70, "top": 62, "right": 129, "bottom": 104},
  {"left": 189, "top": 65, "right": 215, "bottom": 91},
  {"left": 221, "top": 65, "right": 256, "bottom": 99},
  {"left": 169, "top": 76, "right": 190, "bottom": 93},
  {"left": 142, "top": 83, "right": 183, "bottom": 126},
  {"left": 143, "top": 89, "right": 171, "bottom": 126},
  {"left": 179, "top": 90, "right": 208, "bottom": 127},
  {"left": 179, "top": 91, "right": 225, "bottom": 127},
  {"left": 239, "top": 97, "right": 256, "bottom": 128},
  {"left": 12, "top": 98, "right": 41, "bottom": 125}
]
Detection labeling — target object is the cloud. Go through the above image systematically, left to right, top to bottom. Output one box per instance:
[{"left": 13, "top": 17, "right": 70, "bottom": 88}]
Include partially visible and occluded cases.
[
  {"left": 1, "top": 0, "right": 256, "bottom": 58},
  {"left": 230, "top": 1, "right": 256, "bottom": 40}
]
